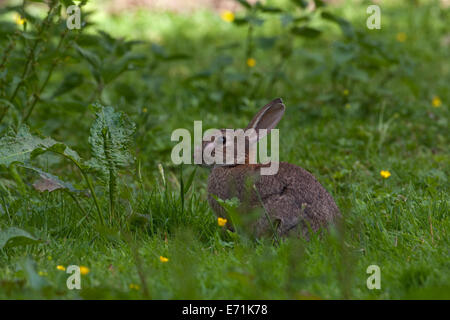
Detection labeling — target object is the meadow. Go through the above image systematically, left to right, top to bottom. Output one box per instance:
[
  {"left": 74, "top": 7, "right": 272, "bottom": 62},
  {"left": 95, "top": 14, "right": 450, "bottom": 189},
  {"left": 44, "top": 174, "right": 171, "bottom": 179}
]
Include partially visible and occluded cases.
[{"left": 0, "top": 0, "right": 448, "bottom": 299}]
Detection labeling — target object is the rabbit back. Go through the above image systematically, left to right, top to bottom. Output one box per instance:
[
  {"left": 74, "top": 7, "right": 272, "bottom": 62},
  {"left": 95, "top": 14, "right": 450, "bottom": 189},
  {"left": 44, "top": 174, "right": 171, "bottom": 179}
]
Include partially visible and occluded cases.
[{"left": 207, "top": 162, "right": 341, "bottom": 237}]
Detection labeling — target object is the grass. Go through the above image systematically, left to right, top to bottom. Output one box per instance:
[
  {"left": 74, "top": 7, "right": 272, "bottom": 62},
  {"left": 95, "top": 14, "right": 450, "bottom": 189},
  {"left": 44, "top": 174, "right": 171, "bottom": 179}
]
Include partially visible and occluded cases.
[{"left": 0, "top": 0, "right": 449, "bottom": 299}]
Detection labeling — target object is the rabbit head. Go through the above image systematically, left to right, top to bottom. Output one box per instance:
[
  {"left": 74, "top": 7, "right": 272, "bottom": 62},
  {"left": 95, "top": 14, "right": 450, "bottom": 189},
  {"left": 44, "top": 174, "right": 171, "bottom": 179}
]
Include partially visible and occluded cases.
[{"left": 195, "top": 98, "right": 285, "bottom": 168}]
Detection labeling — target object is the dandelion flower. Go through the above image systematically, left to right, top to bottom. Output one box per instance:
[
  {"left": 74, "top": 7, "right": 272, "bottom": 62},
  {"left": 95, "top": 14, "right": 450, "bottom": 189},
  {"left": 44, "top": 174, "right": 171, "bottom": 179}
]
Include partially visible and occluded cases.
[
  {"left": 221, "top": 10, "right": 235, "bottom": 23},
  {"left": 14, "top": 14, "right": 26, "bottom": 26},
  {"left": 396, "top": 32, "right": 407, "bottom": 42},
  {"left": 246, "top": 58, "right": 256, "bottom": 68},
  {"left": 343, "top": 89, "right": 349, "bottom": 96},
  {"left": 432, "top": 96, "right": 442, "bottom": 108},
  {"left": 142, "top": 107, "right": 148, "bottom": 113},
  {"left": 380, "top": 170, "right": 391, "bottom": 179},
  {"left": 218, "top": 217, "right": 227, "bottom": 227},
  {"left": 159, "top": 256, "right": 169, "bottom": 263},
  {"left": 56, "top": 265, "right": 66, "bottom": 271},
  {"left": 80, "top": 266, "right": 90, "bottom": 275},
  {"left": 129, "top": 283, "right": 140, "bottom": 290}
]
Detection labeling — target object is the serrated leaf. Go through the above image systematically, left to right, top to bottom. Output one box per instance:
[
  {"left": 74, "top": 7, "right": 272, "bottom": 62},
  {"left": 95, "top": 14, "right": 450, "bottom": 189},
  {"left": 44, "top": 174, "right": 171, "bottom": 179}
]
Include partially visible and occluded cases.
[
  {"left": 86, "top": 105, "right": 135, "bottom": 181},
  {"left": 0, "top": 227, "right": 42, "bottom": 250}
]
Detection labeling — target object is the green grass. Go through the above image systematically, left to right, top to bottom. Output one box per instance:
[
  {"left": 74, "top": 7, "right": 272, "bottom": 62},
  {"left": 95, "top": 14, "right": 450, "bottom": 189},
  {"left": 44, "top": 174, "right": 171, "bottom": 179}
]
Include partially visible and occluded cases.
[{"left": 0, "top": 0, "right": 448, "bottom": 299}]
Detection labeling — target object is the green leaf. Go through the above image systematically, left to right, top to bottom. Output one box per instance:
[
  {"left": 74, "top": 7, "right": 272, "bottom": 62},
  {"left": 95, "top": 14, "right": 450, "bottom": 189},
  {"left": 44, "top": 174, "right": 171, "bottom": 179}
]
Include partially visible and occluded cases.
[
  {"left": 59, "top": 0, "right": 76, "bottom": 7},
  {"left": 235, "top": 0, "right": 252, "bottom": 9},
  {"left": 291, "top": 0, "right": 308, "bottom": 9},
  {"left": 313, "top": 0, "right": 326, "bottom": 8},
  {"left": 256, "top": 3, "right": 283, "bottom": 13},
  {"left": 321, "top": 11, "right": 354, "bottom": 38},
  {"left": 291, "top": 26, "right": 322, "bottom": 38},
  {"left": 20, "top": 33, "right": 39, "bottom": 40},
  {"left": 256, "top": 36, "right": 278, "bottom": 50},
  {"left": 74, "top": 44, "right": 101, "bottom": 69},
  {"left": 74, "top": 44, "right": 102, "bottom": 83},
  {"left": 102, "top": 52, "right": 146, "bottom": 84},
  {"left": 51, "top": 72, "right": 84, "bottom": 98},
  {"left": 0, "top": 99, "right": 18, "bottom": 112},
  {"left": 85, "top": 105, "right": 135, "bottom": 217},
  {"left": 86, "top": 105, "right": 135, "bottom": 179},
  {"left": 0, "top": 126, "right": 80, "bottom": 168},
  {"left": 23, "top": 166, "right": 80, "bottom": 193},
  {"left": 184, "top": 167, "right": 197, "bottom": 194},
  {"left": 0, "top": 227, "right": 42, "bottom": 250},
  {"left": 22, "top": 257, "right": 49, "bottom": 290}
]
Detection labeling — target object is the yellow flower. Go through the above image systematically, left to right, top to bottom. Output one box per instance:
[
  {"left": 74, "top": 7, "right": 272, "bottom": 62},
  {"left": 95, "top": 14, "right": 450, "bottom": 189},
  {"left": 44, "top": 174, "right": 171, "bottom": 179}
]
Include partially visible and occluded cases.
[
  {"left": 221, "top": 10, "right": 235, "bottom": 23},
  {"left": 14, "top": 14, "right": 26, "bottom": 26},
  {"left": 396, "top": 32, "right": 407, "bottom": 42},
  {"left": 246, "top": 58, "right": 256, "bottom": 68},
  {"left": 343, "top": 89, "right": 349, "bottom": 96},
  {"left": 432, "top": 96, "right": 442, "bottom": 108},
  {"left": 142, "top": 107, "right": 148, "bottom": 113},
  {"left": 380, "top": 170, "right": 391, "bottom": 179},
  {"left": 217, "top": 217, "right": 227, "bottom": 227},
  {"left": 159, "top": 256, "right": 169, "bottom": 263},
  {"left": 56, "top": 265, "right": 66, "bottom": 271},
  {"left": 80, "top": 266, "right": 90, "bottom": 275},
  {"left": 129, "top": 283, "right": 140, "bottom": 290}
]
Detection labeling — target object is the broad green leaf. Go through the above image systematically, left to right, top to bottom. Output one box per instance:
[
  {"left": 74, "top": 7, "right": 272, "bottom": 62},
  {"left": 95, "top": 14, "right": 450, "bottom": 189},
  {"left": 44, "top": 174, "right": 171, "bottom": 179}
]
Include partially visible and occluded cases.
[
  {"left": 0, "top": 126, "right": 81, "bottom": 168},
  {"left": 0, "top": 227, "right": 42, "bottom": 250}
]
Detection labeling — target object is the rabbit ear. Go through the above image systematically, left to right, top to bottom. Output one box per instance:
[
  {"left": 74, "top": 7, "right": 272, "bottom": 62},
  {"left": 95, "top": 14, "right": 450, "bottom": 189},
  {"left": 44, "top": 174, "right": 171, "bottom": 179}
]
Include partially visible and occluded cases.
[{"left": 245, "top": 98, "right": 285, "bottom": 142}]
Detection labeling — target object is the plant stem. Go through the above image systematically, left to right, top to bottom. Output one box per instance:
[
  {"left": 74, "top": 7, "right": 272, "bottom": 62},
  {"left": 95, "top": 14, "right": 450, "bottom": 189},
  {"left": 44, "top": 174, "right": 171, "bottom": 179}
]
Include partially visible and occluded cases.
[
  {"left": 1, "top": 3, "right": 58, "bottom": 123},
  {"left": 23, "top": 28, "right": 69, "bottom": 123},
  {"left": 59, "top": 154, "right": 104, "bottom": 226}
]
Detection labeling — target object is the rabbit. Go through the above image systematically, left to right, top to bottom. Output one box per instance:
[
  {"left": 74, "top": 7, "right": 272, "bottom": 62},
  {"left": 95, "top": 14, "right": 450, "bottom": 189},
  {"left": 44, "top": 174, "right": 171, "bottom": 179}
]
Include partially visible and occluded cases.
[{"left": 197, "top": 98, "right": 341, "bottom": 238}]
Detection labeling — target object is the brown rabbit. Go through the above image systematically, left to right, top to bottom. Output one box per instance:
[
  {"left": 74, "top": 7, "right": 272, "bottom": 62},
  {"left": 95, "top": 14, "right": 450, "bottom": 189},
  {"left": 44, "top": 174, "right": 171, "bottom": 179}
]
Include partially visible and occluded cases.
[{"left": 197, "top": 98, "right": 341, "bottom": 238}]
